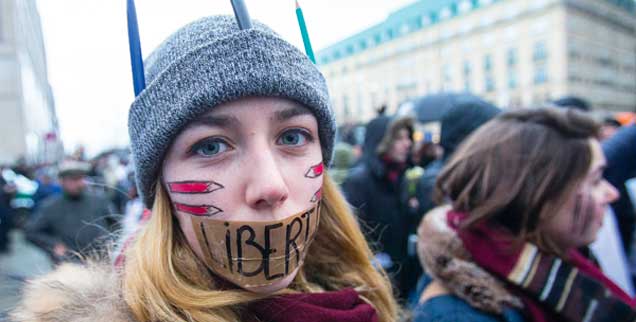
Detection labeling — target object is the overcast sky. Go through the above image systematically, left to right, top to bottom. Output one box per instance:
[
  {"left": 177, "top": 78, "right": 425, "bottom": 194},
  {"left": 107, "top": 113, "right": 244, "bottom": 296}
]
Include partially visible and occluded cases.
[{"left": 35, "top": 0, "right": 414, "bottom": 157}]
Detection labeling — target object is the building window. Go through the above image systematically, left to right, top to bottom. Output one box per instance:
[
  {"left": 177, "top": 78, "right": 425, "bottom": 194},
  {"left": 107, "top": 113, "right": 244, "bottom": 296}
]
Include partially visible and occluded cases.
[
  {"left": 459, "top": 0, "right": 473, "bottom": 13},
  {"left": 440, "top": 7, "right": 452, "bottom": 20},
  {"left": 430, "top": 12, "right": 438, "bottom": 23},
  {"left": 421, "top": 15, "right": 431, "bottom": 26},
  {"left": 400, "top": 23, "right": 410, "bottom": 35},
  {"left": 387, "top": 29, "right": 394, "bottom": 40},
  {"left": 374, "top": 34, "right": 382, "bottom": 44},
  {"left": 359, "top": 40, "right": 367, "bottom": 50},
  {"left": 533, "top": 41, "right": 548, "bottom": 61},
  {"left": 507, "top": 48, "right": 517, "bottom": 66},
  {"left": 569, "top": 49, "right": 580, "bottom": 60},
  {"left": 484, "top": 54, "right": 493, "bottom": 72},
  {"left": 597, "top": 56, "right": 613, "bottom": 67},
  {"left": 463, "top": 61, "right": 471, "bottom": 76},
  {"left": 443, "top": 64, "right": 452, "bottom": 83},
  {"left": 534, "top": 64, "right": 548, "bottom": 84},
  {"left": 508, "top": 70, "right": 517, "bottom": 89},
  {"left": 568, "top": 74, "right": 582, "bottom": 83},
  {"left": 485, "top": 75, "right": 495, "bottom": 92},
  {"left": 343, "top": 95, "right": 350, "bottom": 119}
]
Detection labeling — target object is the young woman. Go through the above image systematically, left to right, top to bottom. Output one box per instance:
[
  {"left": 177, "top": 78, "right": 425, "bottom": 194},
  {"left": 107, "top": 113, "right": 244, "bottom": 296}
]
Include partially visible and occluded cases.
[
  {"left": 12, "top": 16, "right": 397, "bottom": 322},
  {"left": 413, "top": 108, "right": 635, "bottom": 322}
]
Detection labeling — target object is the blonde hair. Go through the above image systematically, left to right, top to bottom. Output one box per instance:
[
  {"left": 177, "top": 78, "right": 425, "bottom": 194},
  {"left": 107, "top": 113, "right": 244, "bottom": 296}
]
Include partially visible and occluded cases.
[{"left": 122, "top": 172, "right": 398, "bottom": 322}]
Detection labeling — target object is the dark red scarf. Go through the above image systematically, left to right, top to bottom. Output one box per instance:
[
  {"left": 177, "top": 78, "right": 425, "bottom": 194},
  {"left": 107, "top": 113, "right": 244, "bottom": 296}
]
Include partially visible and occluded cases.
[
  {"left": 380, "top": 155, "right": 406, "bottom": 184},
  {"left": 447, "top": 211, "right": 636, "bottom": 322},
  {"left": 248, "top": 288, "right": 378, "bottom": 322}
]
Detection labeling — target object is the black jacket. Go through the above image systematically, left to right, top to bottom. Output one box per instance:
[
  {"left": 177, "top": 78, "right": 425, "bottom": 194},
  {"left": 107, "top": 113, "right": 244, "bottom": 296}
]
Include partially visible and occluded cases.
[
  {"left": 342, "top": 116, "right": 414, "bottom": 297},
  {"left": 602, "top": 125, "right": 636, "bottom": 254}
]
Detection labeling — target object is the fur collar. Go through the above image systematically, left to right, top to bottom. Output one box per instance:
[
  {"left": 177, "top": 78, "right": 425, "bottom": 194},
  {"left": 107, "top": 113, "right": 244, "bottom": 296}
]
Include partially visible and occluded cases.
[
  {"left": 416, "top": 206, "right": 523, "bottom": 314},
  {"left": 10, "top": 262, "right": 135, "bottom": 322}
]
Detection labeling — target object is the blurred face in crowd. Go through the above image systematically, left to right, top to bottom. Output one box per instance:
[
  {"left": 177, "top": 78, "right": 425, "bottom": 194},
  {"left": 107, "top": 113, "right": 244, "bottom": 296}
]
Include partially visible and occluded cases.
[
  {"left": 162, "top": 97, "right": 323, "bottom": 294},
  {"left": 600, "top": 124, "right": 620, "bottom": 141},
  {"left": 387, "top": 128, "right": 412, "bottom": 163},
  {"left": 542, "top": 139, "right": 619, "bottom": 251},
  {"left": 60, "top": 174, "right": 87, "bottom": 197}
]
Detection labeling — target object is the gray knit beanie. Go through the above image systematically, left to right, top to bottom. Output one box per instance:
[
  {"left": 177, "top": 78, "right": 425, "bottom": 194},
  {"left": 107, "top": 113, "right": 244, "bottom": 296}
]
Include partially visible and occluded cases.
[{"left": 128, "top": 15, "right": 335, "bottom": 207}]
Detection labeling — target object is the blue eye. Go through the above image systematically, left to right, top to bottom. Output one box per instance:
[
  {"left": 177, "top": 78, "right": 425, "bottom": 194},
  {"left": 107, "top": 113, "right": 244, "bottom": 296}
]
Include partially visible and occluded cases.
[
  {"left": 278, "top": 129, "right": 310, "bottom": 146},
  {"left": 192, "top": 138, "right": 229, "bottom": 157}
]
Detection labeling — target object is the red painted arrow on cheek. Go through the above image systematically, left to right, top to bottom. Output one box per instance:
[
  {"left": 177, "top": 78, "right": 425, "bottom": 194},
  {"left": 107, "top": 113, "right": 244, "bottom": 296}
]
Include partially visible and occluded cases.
[
  {"left": 305, "top": 162, "right": 324, "bottom": 178},
  {"left": 168, "top": 181, "right": 224, "bottom": 194},
  {"left": 310, "top": 188, "right": 322, "bottom": 203},
  {"left": 174, "top": 202, "right": 223, "bottom": 217}
]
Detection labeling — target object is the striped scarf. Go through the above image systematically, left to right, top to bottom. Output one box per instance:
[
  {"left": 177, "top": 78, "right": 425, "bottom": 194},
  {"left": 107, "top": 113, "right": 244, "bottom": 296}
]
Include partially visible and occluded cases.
[{"left": 447, "top": 211, "right": 636, "bottom": 322}]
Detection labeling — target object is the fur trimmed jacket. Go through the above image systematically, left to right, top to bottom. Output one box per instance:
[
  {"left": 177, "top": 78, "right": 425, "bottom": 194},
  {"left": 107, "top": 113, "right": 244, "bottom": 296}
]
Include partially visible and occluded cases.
[
  {"left": 412, "top": 206, "right": 526, "bottom": 322},
  {"left": 10, "top": 262, "right": 135, "bottom": 322}
]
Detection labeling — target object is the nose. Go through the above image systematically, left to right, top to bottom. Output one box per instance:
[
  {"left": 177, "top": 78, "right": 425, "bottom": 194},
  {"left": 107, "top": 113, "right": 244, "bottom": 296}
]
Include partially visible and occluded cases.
[
  {"left": 405, "top": 139, "right": 413, "bottom": 150},
  {"left": 244, "top": 148, "right": 289, "bottom": 210},
  {"left": 603, "top": 180, "right": 620, "bottom": 204}
]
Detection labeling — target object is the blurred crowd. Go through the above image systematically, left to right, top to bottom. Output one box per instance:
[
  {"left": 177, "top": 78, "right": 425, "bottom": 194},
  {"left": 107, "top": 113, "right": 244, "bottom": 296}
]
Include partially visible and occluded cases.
[
  {"left": 1, "top": 92, "right": 635, "bottom": 321},
  {"left": 0, "top": 146, "right": 143, "bottom": 262}
]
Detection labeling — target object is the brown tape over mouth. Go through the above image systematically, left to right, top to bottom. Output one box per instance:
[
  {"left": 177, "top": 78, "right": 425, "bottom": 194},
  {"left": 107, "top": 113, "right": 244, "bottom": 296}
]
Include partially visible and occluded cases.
[{"left": 190, "top": 205, "right": 320, "bottom": 288}]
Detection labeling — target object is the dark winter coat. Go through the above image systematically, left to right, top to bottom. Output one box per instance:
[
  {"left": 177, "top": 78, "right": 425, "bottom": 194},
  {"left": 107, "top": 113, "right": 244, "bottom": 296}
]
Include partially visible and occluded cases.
[
  {"left": 341, "top": 116, "right": 415, "bottom": 297},
  {"left": 602, "top": 125, "right": 636, "bottom": 254},
  {"left": 25, "top": 192, "right": 117, "bottom": 258},
  {"left": 412, "top": 275, "right": 526, "bottom": 322}
]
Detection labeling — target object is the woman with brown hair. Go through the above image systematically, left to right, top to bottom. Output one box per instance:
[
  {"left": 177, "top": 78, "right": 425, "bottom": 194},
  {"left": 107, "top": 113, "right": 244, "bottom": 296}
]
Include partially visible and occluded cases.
[
  {"left": 11, "top": 14, "right": 397, "bottom": 322},
  {"left": 413, "top": 108, "right": 634, "bottom": 322}
]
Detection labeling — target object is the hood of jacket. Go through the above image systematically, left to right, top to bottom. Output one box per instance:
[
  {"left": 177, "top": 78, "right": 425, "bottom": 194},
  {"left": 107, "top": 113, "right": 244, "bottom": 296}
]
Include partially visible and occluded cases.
[
  {"left": 439, "top": 97, "right": 500, "bottom": 158},
  {"left": 359, "top": 115, "right": 414, "bottom": 179},
  {"left": 416, "top": 206, "right": 523, "bottom": 314},
  {"left": 10, "top": 262, "right": 134, "bottom": 322}
]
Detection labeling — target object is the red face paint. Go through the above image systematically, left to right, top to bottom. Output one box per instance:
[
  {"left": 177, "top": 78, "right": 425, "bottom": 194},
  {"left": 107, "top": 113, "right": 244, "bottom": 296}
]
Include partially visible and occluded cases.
[
  {"left": 304, "top": 162, "right": 324, "bottom": 178},
  {"left": 168, "top": 181, "right": 224, "bottom": 194},
  {"left": 310, "top": 188, "right": 322, "bottom": 203},
  {"left": 174, "top": 202, "right": 223, "bottom": 216}
]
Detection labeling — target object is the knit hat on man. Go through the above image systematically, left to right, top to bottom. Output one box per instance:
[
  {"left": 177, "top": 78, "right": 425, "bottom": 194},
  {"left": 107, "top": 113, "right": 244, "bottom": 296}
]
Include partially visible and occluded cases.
[{"left": 128, "top": 15, "right": 336, "bottom": 207}]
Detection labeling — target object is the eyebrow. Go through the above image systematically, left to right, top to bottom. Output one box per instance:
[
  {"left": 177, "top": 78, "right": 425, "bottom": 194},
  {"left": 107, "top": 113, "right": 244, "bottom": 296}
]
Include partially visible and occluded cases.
[
  {"left": 274, "top": 105, "right": 312, "bottom": 122},
  {"left": 186, "top": 114, "right": 240, "bottom": 129}
]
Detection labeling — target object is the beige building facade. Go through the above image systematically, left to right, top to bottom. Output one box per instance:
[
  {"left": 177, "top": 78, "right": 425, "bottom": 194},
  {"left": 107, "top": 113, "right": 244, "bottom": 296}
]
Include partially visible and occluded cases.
[
  {"left": 0, "top": 0, "right": 62, "bottom": 165},
  {"left": 317, "top": 0, "right": 636, "bottom": 124}
]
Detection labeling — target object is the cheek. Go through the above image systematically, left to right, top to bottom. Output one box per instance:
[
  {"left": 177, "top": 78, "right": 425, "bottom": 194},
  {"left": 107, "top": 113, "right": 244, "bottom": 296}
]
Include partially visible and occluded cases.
[
  {"left": 163, "top": 158, "right": 241, "bottom": 218},
  {"left": 296, "top": 161, "right": 324, "bottom": 204},
  {"left": 544, "top": 214, "right": 570, "bottom": 237}
]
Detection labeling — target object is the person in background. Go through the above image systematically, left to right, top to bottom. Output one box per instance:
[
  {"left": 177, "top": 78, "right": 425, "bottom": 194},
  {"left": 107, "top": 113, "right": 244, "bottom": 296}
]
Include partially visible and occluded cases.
[
  {"left": 550, "top": 95, "right": 590, "bottom": 112},
  {"left": 552, "top": 96, "right": 636, "bottom": 256},
  {"left": 415, "top": 97, "right": 500, "bottom": 220},
  {"left": 413, "top": 108, "right": 634, "bottom": 322},
  {"left": 342, "top": 115, "right": 415, "bottom": 298},
  {"left": 600, "top": 117, "right": 622, "bottom": 141},
  {"left": 602, "top": 123, "right": 636, "bottom": 254},
  {"left": 24, "top": 161, "right": 117, "bottom": 262},
  {"left": 0, "top": 167, "right": 14, "bottom": 254},
  {"left": 32, "top": 167, "right": 62, "bottom": 211}
]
